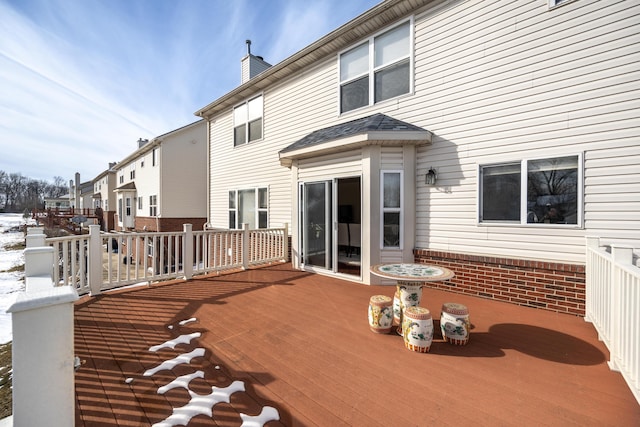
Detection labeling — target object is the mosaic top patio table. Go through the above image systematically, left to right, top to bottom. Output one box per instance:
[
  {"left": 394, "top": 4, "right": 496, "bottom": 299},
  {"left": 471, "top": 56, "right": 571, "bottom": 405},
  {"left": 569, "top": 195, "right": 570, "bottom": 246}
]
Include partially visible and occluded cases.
[{"left": 370, "top": 263, "right": 455, "bottom": 334}]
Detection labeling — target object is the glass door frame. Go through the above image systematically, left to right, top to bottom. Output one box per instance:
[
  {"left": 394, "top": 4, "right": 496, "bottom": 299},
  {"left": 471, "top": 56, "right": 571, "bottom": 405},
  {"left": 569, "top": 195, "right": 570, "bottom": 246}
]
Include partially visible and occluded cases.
[{"left": 298, "top": 177, "right": 362, "bottom": 278}]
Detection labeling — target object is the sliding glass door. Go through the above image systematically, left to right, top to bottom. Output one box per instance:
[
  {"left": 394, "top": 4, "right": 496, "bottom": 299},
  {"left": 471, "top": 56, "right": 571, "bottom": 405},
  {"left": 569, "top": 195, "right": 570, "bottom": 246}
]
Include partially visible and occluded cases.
[
  {"left": 299, "top": 177, "right": 361, "bottom": 277},
  {"left": 300, "top": 181, "right": 332, "bottom": 269}
]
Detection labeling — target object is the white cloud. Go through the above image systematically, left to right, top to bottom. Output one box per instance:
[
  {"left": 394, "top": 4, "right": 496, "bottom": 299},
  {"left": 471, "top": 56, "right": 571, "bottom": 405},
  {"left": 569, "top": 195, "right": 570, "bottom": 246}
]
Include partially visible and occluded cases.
[{"left": 0, "top": 0, "right": 380, "bottom": 183}]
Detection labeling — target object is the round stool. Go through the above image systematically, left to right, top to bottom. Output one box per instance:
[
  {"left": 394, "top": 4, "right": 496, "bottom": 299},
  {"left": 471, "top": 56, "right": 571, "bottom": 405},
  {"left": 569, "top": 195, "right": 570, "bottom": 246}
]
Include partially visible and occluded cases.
[
  {"left": 395, "top": 281, "right": 424, "bottom": 335},
  {"left": 392, "top": 290, "right": 402, "bottom": 326},
  {"left": 368, "top": 295, "right": 393, "bottom": 334},
  {"left": 440, "top": 303, "right": 470, "bottom": 345},
  {"left": 402, "top": 306, "right": 433, "bottom": 353}
]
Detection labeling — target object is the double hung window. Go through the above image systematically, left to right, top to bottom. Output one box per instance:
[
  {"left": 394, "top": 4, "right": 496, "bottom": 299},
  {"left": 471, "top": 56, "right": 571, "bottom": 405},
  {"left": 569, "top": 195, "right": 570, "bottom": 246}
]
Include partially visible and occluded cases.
[
  {"left": 339, "top": 20, "right": 412, "bottom": 113},
  {"left": 233, "top": 95, "right": 263, "bottom": 146},
  {"left": 479, "top": 155, "right": 581, "bottom": 225},
  {"left": 381, "top": 171, "right": 402, "bottom": 248},
  {"left": 228, "top": 187, "right": 268, "bottom": 229},
  {"left": 149, "top": 195, "right": 157, "bottom": 217}
]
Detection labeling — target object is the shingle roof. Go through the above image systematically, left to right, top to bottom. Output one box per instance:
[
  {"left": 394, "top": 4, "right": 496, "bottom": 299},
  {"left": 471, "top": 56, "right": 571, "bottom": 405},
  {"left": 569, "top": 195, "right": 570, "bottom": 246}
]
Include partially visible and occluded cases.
[
  {"left": 279, "top": 113, "right": 426, "bottom": 153},
  {"left": 114, "top": 182, "right": 136, "bottom": 191}
]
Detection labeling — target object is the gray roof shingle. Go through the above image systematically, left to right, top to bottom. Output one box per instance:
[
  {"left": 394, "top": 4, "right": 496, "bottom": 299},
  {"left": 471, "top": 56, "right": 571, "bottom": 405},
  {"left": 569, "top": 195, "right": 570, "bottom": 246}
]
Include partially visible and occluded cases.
[{"left": 279, "top": 113, "right": 426, "bottom": 154}]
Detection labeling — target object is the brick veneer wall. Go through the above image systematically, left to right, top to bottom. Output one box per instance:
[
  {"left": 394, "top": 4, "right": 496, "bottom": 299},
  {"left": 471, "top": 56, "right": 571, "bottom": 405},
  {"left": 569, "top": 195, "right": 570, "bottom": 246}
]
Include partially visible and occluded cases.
[{"left": 413, "top": 249, "right": 586, "bottom": 316}]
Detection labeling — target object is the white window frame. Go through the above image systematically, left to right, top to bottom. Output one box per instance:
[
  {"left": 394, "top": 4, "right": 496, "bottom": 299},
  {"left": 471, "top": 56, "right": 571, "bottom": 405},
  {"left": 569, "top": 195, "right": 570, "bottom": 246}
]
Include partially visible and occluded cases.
[
  {"left": 338, "top": 18, "right": 413, "bottom": 114},
  {"left": 233, "top": 94, "right": 264, "bottom": 146},
  {"left": 152, "top": 148, "right": 158, "bottom": 166},
  {"left": 478, "top": 153, "right": 583, "bottom": 227},
  {"left": 129, "top": 163, "right": 135, "bottom": 180},
  {"left": 380, "top": 170, "right": 403, "bottom": 249},
  {"left": 228, "top": 187, "right": 268, "bottom": 229},
  {"left": 149, "top": 195, "right": 157, "bottom": 217},
  {"left": 137, "top": 196, "right": 143, "bottom": 211}
]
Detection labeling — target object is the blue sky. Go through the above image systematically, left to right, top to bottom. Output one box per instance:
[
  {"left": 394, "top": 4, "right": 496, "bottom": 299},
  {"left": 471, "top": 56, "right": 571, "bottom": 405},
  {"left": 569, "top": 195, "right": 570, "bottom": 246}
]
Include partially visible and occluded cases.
[{"left": 0, "top": 0, "right": 380, "bottom": 182}]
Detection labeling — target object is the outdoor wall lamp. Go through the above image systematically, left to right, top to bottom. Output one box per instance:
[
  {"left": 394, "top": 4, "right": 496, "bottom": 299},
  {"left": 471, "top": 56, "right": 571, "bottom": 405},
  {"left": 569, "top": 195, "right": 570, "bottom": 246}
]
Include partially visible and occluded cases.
[{"left": 425, "top": 167, "right": 437, "bottom": 185}]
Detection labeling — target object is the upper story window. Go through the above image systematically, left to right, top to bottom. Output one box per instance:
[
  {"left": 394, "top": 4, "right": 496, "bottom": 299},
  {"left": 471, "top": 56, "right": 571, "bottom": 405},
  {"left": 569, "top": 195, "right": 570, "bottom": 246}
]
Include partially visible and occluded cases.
[
  {"left": 339, "top": 20, "right": 412, "bottom": 114},
  {"left": 233, "top": 95, "right": 263, "bottom": 146},
  {"left": 152, "top": 148, "right": 158, "bottom": 166},
  {"left": 479, "top": 155, "right": 582, "bottom": 225},
  {"left": 129, "top": 164, "right": 136, "bottom": 180}
]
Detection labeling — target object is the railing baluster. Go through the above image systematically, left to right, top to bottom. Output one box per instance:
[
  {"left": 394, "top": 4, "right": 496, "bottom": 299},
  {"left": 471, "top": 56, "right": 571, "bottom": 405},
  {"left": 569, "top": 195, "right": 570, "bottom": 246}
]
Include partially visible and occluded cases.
[
  {"left": 43, "top": 224, "right": 289, "bottom": 293},
  {"left": 586, "top": 238, "right": 639, "bottom": 404}
]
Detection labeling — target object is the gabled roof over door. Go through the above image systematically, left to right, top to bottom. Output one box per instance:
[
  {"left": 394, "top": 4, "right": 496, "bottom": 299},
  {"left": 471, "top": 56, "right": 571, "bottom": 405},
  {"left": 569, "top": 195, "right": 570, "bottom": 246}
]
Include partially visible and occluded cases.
[{"left": 278, "top": 113, "right": 432, "bottom": 166}]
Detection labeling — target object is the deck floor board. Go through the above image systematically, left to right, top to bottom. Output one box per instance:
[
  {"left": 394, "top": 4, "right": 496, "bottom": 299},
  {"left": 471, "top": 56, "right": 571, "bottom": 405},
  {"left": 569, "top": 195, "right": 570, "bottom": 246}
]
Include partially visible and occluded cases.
[{"left": 74, "top": 264, "right": 640, "bottom": 426}]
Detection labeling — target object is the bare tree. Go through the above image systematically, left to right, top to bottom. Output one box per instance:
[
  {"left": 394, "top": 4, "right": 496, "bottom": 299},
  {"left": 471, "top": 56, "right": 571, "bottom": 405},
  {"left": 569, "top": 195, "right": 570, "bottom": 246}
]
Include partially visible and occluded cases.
[
  {"left": 0, "top": 170, "right": 7, "bottom": 209},
  {"left": 0, "top": 171, "right": 70, "bottom": 212}
]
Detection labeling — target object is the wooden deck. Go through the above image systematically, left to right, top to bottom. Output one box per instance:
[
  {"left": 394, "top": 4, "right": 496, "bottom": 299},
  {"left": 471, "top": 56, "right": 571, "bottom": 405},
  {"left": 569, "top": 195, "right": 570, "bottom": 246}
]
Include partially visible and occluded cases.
[{"left": 74, "top": 264, "right": 640, "bottom": 426}]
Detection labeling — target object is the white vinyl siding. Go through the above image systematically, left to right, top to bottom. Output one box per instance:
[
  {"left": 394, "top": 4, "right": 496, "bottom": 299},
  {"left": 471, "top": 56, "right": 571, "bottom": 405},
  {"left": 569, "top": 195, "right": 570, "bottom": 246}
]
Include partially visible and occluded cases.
[
  {"left": 207, "top": 0, "right": 640, "bottom": 264},
  {"left": 409, "top": 0, "right": 640, "bottom": 263},
  {"left": 208, "top": 57, "right": 340, "bottom": 230},
  {"left": 158, "top": 122, "right": 207, "bottom": 218},
  {"left": 297, "top": 151, "right": 362, "bottom": 181}
]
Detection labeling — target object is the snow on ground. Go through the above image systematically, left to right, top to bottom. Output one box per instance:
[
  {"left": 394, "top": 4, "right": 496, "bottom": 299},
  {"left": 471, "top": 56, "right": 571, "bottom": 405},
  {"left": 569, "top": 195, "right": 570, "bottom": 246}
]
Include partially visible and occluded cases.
[{"left": 0, "top": 213, "right": 34, "bottom": 344}]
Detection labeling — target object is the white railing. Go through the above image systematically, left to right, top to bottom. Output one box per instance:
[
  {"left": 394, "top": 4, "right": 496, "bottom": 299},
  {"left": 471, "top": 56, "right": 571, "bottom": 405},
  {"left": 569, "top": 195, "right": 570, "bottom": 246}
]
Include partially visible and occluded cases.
[
  {"left": 43, "top": 223, "right": 289, "bottom": 295},
  {"left": 47, "top": 234, "right": 91, "bottom": 295},
  {"left": 585, "top": 236, "right": 639, "bottom": 405}
]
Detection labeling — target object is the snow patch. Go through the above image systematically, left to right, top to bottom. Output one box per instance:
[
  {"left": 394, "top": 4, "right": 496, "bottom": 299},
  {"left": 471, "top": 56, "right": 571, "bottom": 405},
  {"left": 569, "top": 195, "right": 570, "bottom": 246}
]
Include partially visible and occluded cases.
[
  {"left": 178, "top": 317, "right": 197, "bottom": 326},
  {"left": 149, "top": 332, "right": 202, "bottom": 352},
  {"left": 143, "top": 348, "right": 205, "bottom": 376},
  {"left": 157, "top": 370, "right": 204, "bottom": 395},
  {"left": 152, "top": 381, "right": 245, "bottom": 427},
  {"left": 240, "top": 406, "right": 280, "bottom": 426}
]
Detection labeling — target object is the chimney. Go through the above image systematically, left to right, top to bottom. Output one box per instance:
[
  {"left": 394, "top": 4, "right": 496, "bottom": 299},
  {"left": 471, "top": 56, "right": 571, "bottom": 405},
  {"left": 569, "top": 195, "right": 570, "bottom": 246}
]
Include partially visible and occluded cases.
[
  {"left": 241, "top": 40, "right": 272, "bottom": 84},
  {"left": 137, "top": 138, "right": 149, "bottom": 148},
  {"left": 108, "top": 162, "right": 117, "bottom": 170},
  {"left": 75, "top": 173, "right": 81, "bottom": 210}
]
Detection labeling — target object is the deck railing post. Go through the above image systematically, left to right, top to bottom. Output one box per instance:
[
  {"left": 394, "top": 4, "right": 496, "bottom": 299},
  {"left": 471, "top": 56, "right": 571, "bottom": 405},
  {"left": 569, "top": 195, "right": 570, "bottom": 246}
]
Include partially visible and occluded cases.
[
  {"left": 283, "top": 222, "right": 289, "bottom": 262},
  {"left": 183, "top": 223, "right": 193, "bottom": 280},
  {"left": 242, "top": 223, "right": 249, "bottom": 270},
  {"left": 88, "top": 224, "right": 103, "bottom": 296},
  {"left": 26, "top": 227, "right": 46, "bottom": 248},
  {"left": 584, "top": 236, "right": 600, "bottom": 323},
  {"left": 608, "top": 245, "right": 633, "bottom": 372},
  {"left": 24, "top": 246, "right": 55, "bottom": 293},
  {"left": 8, "top": 267, "right": 78, "bottom": 426}
]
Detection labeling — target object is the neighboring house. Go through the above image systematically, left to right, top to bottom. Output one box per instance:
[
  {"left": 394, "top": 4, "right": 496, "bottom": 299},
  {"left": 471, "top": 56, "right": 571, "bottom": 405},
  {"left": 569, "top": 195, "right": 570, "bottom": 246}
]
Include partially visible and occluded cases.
[
  {"left": 195, "top": 0, "right": 640, "bottom": 315},
  {"left": 113, "top": 120, "right": 207, "bottom": 232},
  {"left": 92, "top": 162, "right": 118, "bottom": 231},
  {"left": 78, "top": 181, "right": 93, "bottom": 211},
  {"left": 43, "top": 196, "right": 71, "bottom": 210}
]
